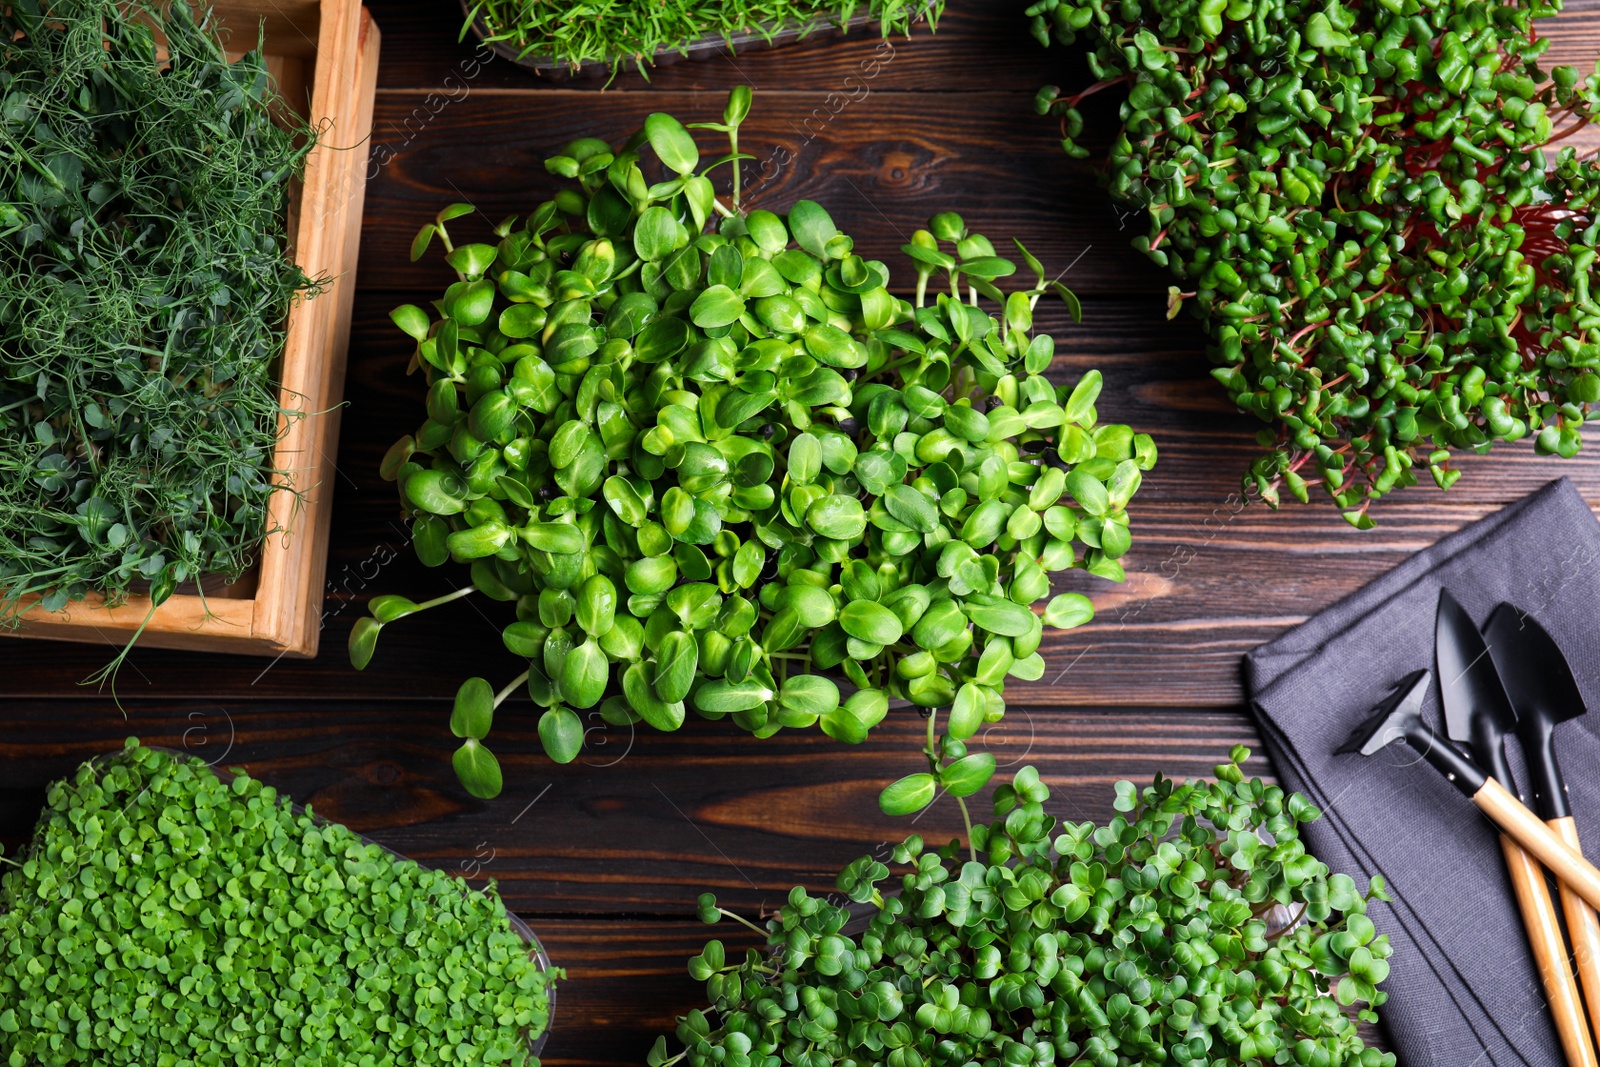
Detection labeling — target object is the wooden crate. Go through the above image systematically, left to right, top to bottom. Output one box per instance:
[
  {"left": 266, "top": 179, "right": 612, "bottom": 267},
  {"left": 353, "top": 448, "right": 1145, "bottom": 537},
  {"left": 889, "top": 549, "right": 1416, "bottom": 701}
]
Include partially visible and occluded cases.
[{"left": 5, "top": 0, "right": 381, "bottom": 658}]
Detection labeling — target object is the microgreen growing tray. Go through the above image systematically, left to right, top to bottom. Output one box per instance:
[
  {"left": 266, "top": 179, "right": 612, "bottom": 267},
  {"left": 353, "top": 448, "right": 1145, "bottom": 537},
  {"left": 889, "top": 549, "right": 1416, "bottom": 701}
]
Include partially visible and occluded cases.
[
  {"left": 4, "top": 0, "right": 380, "bottom": 658},
  {"left": 460, "top": 0, "right": 919, "bottom": 78}
]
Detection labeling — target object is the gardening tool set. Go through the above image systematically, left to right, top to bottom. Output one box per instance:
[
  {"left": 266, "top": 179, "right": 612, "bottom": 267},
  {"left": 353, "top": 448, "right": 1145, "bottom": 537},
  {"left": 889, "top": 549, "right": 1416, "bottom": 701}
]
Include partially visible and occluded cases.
[{"left": 1340, "top": 588, "right": 1600, "bottom": 1064}]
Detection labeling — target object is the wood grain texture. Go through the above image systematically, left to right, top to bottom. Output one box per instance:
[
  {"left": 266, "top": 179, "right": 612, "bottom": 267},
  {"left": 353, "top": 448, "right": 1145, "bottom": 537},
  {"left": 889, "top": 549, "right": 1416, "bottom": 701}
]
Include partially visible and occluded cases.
[
  {"left": 364, "top": 0, "right": 1600, "bottom": 94},
  {"left": 370, "top": 1, "right": 1065, "bottom": 93},
  {"left": 253, "top": 2, "right": 382, "bottom": 654},
  {"left": 358, "top": 89, "right": 1158, "bottom": 294},
  {"left": 0, "top": 699, "right": 1258, "bottom": 913},
  {"left": 1478, "top": 778, "right": 1600, "bottom": 913},
  {"left": 1551, "top": 816, "right": 1600, "bottom": 1043},
  {"left": 1499, "top": 835, "right": 1597, "bottom": 1067},
  {"left": 526, "top": 919, "right": 714, "bottom": 1067}
]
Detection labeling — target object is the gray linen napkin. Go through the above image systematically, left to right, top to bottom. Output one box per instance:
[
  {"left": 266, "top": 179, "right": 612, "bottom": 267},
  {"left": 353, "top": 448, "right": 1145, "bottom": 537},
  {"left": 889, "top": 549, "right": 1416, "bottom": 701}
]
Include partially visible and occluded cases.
[{"left": 1245, "top": 476, "right": 1600, "bottom": 1067}]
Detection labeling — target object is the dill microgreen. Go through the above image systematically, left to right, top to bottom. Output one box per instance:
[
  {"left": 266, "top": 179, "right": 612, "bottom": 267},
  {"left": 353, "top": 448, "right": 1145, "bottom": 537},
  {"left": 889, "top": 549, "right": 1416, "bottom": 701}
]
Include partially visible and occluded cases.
[
  {"left": 0, "top": 0, "right": 318, "bottom": 615},
  {"left": 464, "top": 0, "right": 941, "bottom": 77},
  {"left": 1033, "top": 0, "right": 1600, "bottom": 525},
  {"left": 355, "top": 89, "right": 1156, "bottom": 810},
  {"left": 0, "top": 739, "right": 557, "bottom": 1066},
  {"left": 663, "top": 752, "right": 1396, "bottom": 1067}
]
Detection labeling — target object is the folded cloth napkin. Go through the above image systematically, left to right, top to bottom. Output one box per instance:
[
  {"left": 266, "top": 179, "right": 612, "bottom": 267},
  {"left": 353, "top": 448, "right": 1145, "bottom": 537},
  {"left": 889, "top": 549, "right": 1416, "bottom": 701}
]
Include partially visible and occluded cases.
[{"left": 1246, "top": 476, "right": 1600, "bottom": 1067}]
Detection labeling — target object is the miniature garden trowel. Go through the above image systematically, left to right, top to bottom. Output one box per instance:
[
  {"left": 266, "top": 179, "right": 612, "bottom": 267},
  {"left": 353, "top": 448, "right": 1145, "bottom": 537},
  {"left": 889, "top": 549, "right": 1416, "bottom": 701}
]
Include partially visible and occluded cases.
[
  {"left": 1437, "top": 591, "right": 1595, "bottom": 1067},
  {"left": 1485, "top": 603, "right": 1600, "bottom": 1043},
  {"left": 1337, "top": 668, "right": 1600, "bottom": 914}
]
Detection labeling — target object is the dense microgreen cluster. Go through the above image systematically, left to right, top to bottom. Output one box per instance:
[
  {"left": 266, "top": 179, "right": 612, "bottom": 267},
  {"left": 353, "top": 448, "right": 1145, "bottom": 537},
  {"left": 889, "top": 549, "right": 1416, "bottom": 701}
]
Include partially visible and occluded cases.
[
  {"left": 0, "top": 0, "right": 317, "bottom": 610},
  {"left": 464, "top": 0, "right": 938, "bottom": 77},
  {"left": 1032, "top": 0, "right": 1600, "bottom": 525},
  {"left": 352, "top": 89, "right": 1155, "bottom": 807},
  {"left": 0, "top": 740, "right": 556, "bottom": 1067},
  {"left": 664, "top": 753, "right": 1395, "bottom": 1067}
]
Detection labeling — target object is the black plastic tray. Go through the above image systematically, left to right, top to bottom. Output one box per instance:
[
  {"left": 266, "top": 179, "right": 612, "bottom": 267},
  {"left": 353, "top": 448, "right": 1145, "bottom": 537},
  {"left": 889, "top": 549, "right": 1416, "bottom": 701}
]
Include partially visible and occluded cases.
[{"left": 460, "top": 0, "right": 903, "bottom": 79}]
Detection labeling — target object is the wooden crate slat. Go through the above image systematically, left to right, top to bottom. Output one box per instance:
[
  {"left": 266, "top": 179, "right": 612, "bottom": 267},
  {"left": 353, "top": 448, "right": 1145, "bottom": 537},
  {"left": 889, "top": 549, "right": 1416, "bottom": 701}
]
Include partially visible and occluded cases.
[{"left": 256, "top": 1, "right": 382, "bottom": 654}]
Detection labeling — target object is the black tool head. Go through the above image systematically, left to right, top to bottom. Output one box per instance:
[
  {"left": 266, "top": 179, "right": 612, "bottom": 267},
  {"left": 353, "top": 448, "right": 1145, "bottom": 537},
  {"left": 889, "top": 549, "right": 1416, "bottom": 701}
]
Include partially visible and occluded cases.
[
  {"left": 1435, "top": 588, "right": 1519, "bottom": 786},
  {"left": 1485, "top": 603, "right": 1586, "bottom": 818},
  {"left": 1484, "top": 606, "right": 1588, "bottom": 728},
  {"left": 1337, "top": 668, "right": 1432, "bottom": 756}
]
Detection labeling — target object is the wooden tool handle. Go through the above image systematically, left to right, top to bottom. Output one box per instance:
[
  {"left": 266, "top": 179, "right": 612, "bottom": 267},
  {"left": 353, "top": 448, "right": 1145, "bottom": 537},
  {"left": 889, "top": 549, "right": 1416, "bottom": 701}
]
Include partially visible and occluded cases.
[
  {"left": 1476, "top": 778, "right": 1600, "bottom": 912},
  {"left": 1551, "top": 816, "right": 1600, "bottom": 1041},
  {"left": 1501, "top": 835, "right": 1598, "bottom": 1067}
]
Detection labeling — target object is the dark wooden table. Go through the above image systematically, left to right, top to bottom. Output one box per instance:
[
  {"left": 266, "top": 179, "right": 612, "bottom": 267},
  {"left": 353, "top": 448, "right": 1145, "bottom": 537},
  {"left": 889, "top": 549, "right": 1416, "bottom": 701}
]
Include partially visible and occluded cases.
[{"left": 6, "top": 2, "right": 1600, "bottom": 1062}]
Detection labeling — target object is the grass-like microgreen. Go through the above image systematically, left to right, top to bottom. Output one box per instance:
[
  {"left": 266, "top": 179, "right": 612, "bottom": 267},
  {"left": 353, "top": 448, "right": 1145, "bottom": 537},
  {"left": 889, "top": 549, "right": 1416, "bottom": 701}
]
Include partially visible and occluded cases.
[
  {"left": 0, "top": 0, "right": 319, "bottom": 613},
  {"left": 465, "top": 0, "right": 939, "bottom": 78},
  {"left": 1033, "top": 0, "right": 1600, "bottom": 526},
  {"left": 353, "top": 88, "right": 1156, "bottom": 812},
  {"left": 0, "top": 739, "right": 557, "bottom": 1066},
  {"left": 664, "top": 751, "right": 1396, "bottom": 1067}
]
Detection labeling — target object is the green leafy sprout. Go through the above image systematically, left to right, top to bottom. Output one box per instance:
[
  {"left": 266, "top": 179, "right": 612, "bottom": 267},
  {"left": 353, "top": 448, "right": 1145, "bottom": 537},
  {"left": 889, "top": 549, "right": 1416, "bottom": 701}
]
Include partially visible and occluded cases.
[
  {"left": 0, "top": 0, "right": 319, "bottom": 613},
  {"left": 463, "top": 0, "right": 941, "bottom": 78},
  {"left": 1032, "top": 0, "right": 1600, "bottom": 526},
  {"left": 353, "top": 87, "right": 1157, "bottom": 811},
  {"left": 0, "top": 739, "right": 557, "bottom": 1066},
  {"left": 662, "top": 752, "right": 1396, "bottom": 1067}
]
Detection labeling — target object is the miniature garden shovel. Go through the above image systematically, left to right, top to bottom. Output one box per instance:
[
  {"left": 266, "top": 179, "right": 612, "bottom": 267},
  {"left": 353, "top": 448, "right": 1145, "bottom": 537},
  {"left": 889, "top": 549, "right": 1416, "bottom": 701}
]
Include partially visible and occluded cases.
[
  {"left": 1436, "top": 591, "right": 1595, "bottom": 1067},
  {"left": 1484, "top": 604, "right": 1600, "bottom": 1044},
  {"left": 1337, "top": 668, "right": 1600, "bottom": 914}
]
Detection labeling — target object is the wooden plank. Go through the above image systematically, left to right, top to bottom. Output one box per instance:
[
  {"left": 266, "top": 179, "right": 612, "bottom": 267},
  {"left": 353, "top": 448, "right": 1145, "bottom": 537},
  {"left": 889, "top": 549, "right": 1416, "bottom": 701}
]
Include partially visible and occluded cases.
[
  {"left": 213, "top": 0, "right": 321, "bottom": 58},
  {"left": 365, "top": 0, "right": 1600, "bottom": 94},
  {"left": 369, "top": 0, "right": 1069, "bottom": 94},
  {"left": 254, "top": 3, "right": 383, "bottom": 655},
  {"left": 358, "top": 87, "right": 1162, "bottom": 295},
  {"left": 0, "top": 497, "right": 1550, "bottom": 704},
  {"left": 0, "top": 699, "right": 1260, "bottom": 914},
  {"left": 527, "top": 918, "right": 718, "bottom": 1067}
]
